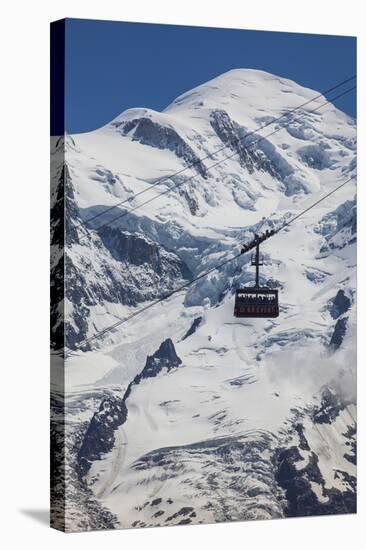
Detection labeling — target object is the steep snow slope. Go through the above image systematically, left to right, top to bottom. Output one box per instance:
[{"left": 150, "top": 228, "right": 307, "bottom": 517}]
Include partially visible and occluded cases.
[{"left": 50, "top": 69, "right": 356, "bottom": 531}]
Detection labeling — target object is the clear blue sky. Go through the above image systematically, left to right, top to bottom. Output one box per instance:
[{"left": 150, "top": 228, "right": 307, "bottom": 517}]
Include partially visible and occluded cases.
[{"left": 61, "top": 18, "right": 356, "bottom": 134}]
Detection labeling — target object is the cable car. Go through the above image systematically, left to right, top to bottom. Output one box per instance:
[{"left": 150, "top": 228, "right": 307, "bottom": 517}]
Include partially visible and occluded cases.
[
  {"left": 234, "top": 239, "right": 279, "bottom": 318},
  {"left": 234, "top": 288, "right": 279, "bottom": 318}
]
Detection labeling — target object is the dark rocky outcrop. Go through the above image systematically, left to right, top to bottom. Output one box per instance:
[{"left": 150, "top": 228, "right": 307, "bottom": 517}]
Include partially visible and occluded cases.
[
  {"left": 210, "top": 110, "right": 294, "bottom": 184},
  {"left": 210, "top": 110, "right": 273, "bottom": 175},
  {"left": 115, "top": 117, "right": 207, "bottom": 178},
  {"left": 51, "top": 156, "right": 193, "bottom": 352},
  {"left": 50, "top": 162, "right": 82, "bottom": 350},
  {"left": 51, "top": 162, "right": 81, "bottom": 248},
  {"left": 318, "top": 199, "right": 357, "bottom": 253},
  {"left": 63, "top": 226, "right": 191, "bottom": 350},
  {"left": 98, "top": 226, "right": 191, "bottom": 280},
  {"left": 327, "top": 289, "right": 353, "bottom": 351},
  {"left": 329, "top": 289, "right": 351, "bottom": 319},
  {"left": 181, "top": 316, "right": 203, "bottom": 340},
  {"left": 329, "top": 317, "right": 348, "bottom": 350},
  {"left": 78, "top": 339, "right": 182, "bottom": 478},
  {"left": 126, "top": 339, "right": 182, "bottom": 397},
  {"left": 312, "top": 388, "right": 343, "bottom": 425},
  {"left": 51, "top": 389, "right": 118, "bottom": 531},
  {"left": 275, "top": 395, "right": 356, "bottom": 518},
  {"left": 78, "top": 396, "right": 128, "bottom": 478},
  {"left": 275, "top": 420, "right": 356, "bottom": 517},
  {"left": 294, "top": 423, "right": 310, "bottom": 451},
  {"left": 343, "top": 425, "right": 357, "bottom": 466},
  {"left": 275, "top": 445, "right": 356, "bottom": 517}
]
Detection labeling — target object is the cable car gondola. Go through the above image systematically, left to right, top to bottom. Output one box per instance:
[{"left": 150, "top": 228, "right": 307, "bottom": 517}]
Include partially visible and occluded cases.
[{"left": 234, "top": 239, "right": 279, "bottom": 318}]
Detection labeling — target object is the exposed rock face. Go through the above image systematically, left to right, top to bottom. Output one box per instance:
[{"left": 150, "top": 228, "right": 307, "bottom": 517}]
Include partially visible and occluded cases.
[
  {"left": 209, "top": 109, "right": 310, "bottom": 196},
  {"left": 210, "top": 109, "right": 280, "bottom": 177},
  {"left": 114, "top": 116, "right": 207, "bottom": 178},
  {"left": 51, "top": 155, "right": 194, "bottom": 351},
  {"left": 51, "top": 161, "right": 90, "bottom": 350},
  {"left": 51, "top": 162, "right": 81, "bottom": 248},
  {"left": 50, "top": 163, "right": 68, "bottom": 350},
  {"left": 318, "top": 198, "right": 357, "bottom": 252},
  {"left": 62, "top": 216, "right": 192, "bottom": 350},
  {"left": 98, "top": 226, "right": 192, "bottom": 280},
  {"left": 50, "top": 257, "right": 65, "bottom": 350},
  {"left": 327, "top": 288, "right": 352, "bottom": 353},
  {"left": 329, "top": 289, "right": 351, "bottom": 319},
  {"left": 181, "top": 316, "right": 203, "bottom": 340},
  {"left": 329, "top": 317, "right": 348, "bottom": 350},
  {"left": 131, "top": 338, "right": 182, "bottom": 387},
  {"left": 78, "top": 339, "right": 182, "bottom": 478},
  {"left": 312, "top": 388, "right": 344, "bottom": 425},
  {"left": 51, "top": 389, "right": 119, "bottom": 532},
  {"left": 275, "top": 390, "right": 356, "bottom": 518},
  {"left": 78, "top": 396, "right": 128, "bottom": 478},
  {"left": 343, "top": 425, "right": 357, "bottom": 465},
  {"left": 275, "top": 436, "right": 356, "bottom": 517},
  {"left": 275, "top": 446, "right": 355, "bottom": 517}
]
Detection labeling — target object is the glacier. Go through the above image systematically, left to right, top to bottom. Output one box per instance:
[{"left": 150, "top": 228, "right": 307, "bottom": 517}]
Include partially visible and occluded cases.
[{"left": 50, "top": 69, "right": 356, "bottom": 531}]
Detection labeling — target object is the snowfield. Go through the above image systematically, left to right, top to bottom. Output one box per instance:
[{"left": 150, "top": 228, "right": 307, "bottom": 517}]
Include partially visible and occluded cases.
[{"left": 50, "top": 69, "right": 356, "bottom": 531}]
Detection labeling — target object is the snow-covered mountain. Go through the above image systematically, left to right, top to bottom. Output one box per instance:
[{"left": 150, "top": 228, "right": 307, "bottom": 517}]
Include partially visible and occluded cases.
[{"left": 50, "top": 69, "right": 356, "bottom": 531}]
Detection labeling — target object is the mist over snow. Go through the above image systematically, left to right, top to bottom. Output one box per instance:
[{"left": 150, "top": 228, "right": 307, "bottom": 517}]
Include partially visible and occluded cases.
[{"left": 50, "top": 69, "right": 356, "bottom": 531}]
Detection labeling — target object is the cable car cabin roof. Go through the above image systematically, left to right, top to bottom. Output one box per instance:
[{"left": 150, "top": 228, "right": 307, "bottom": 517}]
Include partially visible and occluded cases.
[
  {"left": 234, "top": 287, "right": 279, "bottom": 318},
  {"left": 235, "top": 288, "right": 278, "bottom": 296}
]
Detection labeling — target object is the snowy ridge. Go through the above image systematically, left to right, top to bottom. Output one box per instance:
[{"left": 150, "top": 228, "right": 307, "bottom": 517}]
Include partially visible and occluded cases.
[{"left": 50, "top": 69, "right": 356, "bottom": 531}]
